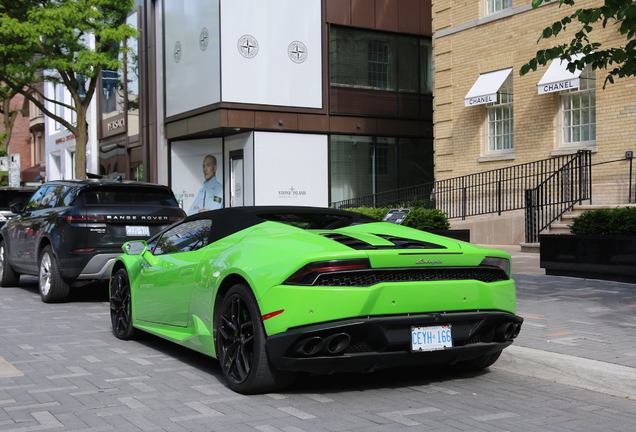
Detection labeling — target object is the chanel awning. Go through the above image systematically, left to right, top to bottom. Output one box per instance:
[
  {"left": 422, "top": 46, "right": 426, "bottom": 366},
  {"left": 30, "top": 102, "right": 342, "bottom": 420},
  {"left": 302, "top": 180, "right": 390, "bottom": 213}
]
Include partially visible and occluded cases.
[
  {"left": 537, "top": 54, "right": 585, "bottom": 94},
  {"left": 464, "top": 68, "right": 513, "bottom": 107}
]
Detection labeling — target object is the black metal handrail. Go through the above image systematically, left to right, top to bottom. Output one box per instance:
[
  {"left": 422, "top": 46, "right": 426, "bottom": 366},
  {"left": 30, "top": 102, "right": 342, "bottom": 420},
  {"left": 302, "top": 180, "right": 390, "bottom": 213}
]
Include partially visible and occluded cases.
[
  {"left": 524, "top": 150, "right": 592, "bottom": 243},
  {"left": 332, "top": 152, "right": 593, "bottom": 222}
]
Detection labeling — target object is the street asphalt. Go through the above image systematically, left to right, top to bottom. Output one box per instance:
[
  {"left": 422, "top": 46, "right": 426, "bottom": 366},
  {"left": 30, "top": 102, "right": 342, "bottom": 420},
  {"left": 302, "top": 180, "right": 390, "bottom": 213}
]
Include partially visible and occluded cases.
[{"left": 1, "top": 246, "right": 635, "bottom": 431}]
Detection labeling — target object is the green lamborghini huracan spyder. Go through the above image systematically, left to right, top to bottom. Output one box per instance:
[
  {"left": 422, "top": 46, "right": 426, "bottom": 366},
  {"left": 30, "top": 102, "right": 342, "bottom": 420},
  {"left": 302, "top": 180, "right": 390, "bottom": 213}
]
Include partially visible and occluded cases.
[{"left": 109, "top": 206, "right": 522, "bottom": 394}]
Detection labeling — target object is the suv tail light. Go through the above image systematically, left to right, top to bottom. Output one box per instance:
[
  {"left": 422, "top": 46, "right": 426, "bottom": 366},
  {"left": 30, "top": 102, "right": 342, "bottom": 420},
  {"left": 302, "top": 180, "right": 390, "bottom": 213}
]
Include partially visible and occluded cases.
[{"left": 64, "top": 215, "right": 105, "bottom": 222}]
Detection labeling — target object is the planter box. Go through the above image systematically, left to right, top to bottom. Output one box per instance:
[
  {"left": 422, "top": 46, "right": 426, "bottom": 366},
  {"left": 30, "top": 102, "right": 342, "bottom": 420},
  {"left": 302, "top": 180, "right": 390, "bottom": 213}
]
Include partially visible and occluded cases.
[
  {"left": 426, "top": 229, "right": 470, "bottom": 243},
  {"left": 539, "top": 234, "right": 636, "bottom": 283}
]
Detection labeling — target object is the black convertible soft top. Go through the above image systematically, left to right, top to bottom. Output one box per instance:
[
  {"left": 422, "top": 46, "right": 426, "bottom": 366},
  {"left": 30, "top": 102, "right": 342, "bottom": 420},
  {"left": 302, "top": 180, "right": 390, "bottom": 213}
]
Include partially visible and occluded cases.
[{"left": 180, "top": 206, "right": 377, "bottom": 244}]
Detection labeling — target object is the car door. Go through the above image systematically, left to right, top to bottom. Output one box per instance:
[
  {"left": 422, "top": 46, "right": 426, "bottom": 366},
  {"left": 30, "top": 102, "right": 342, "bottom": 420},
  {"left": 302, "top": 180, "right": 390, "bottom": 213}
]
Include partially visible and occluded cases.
[
  {"left": 7, "top": 185, "right": 54, "bottom": 271},
  {"left": 22, "top": 185, "right": 70, "bottom": 274},
  {"left": 134, "top": 218, "right": 213, "bottom": 327}
]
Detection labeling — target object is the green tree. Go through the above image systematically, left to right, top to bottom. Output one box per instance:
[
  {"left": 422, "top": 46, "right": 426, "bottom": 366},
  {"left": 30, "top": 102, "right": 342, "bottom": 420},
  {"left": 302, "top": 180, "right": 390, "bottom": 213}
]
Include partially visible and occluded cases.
[
  {"left": 0, "top": 0, "right": 137, "bottom": 179},
  {"left": 520, "top": 0, "right": 636, "bottom": 88},
  {"left": 0, "top": 84, "right": 23, "bottom": 155}
]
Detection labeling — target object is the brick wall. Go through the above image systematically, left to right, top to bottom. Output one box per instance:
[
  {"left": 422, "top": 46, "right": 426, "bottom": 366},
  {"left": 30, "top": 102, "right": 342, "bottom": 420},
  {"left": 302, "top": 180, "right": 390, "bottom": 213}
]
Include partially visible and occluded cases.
[
  {"left": 432, "top": 0, "right": 636, "bottom": 206},
  {"left": 0, "top": 93, "right": 33, "bottom": 182}
]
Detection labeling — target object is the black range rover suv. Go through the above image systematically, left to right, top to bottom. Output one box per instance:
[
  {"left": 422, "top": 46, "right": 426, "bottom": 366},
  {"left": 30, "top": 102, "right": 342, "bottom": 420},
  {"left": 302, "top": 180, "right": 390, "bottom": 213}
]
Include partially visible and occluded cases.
[{"left": 0, "top": 179, "right": 186, "bottom": 302}]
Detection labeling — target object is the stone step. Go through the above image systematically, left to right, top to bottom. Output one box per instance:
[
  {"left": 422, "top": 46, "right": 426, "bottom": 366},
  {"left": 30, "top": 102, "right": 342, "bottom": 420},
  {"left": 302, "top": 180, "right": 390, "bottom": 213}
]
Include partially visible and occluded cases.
[
  {"left": 544, "top": 203, "right": 636, "bottom": 235},
  {"left": 548, "top": 223, "right": 571, "bottom": 232}
]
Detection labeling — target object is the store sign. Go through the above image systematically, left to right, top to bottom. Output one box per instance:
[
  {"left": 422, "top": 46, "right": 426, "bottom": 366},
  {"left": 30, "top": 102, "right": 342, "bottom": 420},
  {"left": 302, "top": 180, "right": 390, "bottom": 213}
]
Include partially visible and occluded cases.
[
  {"left": 538, "top": 78, "right": 580, "bottom": 94},
  {"left": 101, "top": 113, "right": 126, "bottom": 138},
  {"left": 107, "top": 118, "right": 126, "bottom": 131},
  {"left": 55, "top": 134, "right": 75, "bottom": 144},
  {"left": 9, "top": 154, "right": 20, "bottom": 187},
  {"left": 278, "top": 186, "right": 307, "bottom": 198}
]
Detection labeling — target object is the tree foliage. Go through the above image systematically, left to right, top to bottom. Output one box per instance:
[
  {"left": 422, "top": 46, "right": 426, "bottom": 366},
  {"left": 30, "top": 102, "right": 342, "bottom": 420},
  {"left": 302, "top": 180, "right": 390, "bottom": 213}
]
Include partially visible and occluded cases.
[
  {"left": 0, "top": 0, "right": 137, "bottom": 179},
  {"left": 520, "top": 0, "right": 636, "bottom": 88},
  {"left": 0, "top": 84, "right": 23, "bottom": 155}
]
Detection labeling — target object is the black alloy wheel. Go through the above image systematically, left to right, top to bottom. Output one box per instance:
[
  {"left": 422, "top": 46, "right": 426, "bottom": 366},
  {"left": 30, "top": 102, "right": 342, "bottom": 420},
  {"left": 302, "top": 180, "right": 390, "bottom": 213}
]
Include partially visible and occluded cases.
[
  {"left": 110, "top": 268, "right": 138, "bottom": 340},
  {"left": 216, "top": 283, "right": 295, "bottom": 394}
]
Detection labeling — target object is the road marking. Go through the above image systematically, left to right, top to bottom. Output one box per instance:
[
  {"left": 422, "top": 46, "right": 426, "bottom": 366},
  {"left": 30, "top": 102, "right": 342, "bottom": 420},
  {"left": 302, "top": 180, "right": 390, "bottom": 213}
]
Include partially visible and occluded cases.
[{"left": 519, "top": 314, "right": 545, "bottom": 320}]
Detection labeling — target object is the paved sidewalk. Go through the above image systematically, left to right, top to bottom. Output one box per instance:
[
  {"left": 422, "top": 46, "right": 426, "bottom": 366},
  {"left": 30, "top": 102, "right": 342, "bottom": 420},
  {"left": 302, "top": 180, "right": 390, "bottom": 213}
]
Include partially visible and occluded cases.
[
  {"left": 481, "top": 243, "right": 636, "bottom": 402},
  {"left": 481, "top": 244, "right": 636, "bottom": 367},
  {"left": 1, "top": 251, "right": 636, "bottom": 431}
]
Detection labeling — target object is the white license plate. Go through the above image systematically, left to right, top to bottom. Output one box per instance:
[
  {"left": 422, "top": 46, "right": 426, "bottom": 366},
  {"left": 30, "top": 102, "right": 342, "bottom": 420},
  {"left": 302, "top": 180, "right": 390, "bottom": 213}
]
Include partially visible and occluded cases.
[
  {"left": 125, "top": 225, "right": 150, "bottom": 236},
  {"left": 411, "top": 325, "right": 452, "bottom": 352}
]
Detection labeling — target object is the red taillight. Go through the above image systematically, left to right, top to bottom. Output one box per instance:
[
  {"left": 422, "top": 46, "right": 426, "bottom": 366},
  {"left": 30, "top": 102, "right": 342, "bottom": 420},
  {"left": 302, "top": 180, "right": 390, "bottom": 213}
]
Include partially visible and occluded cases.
[
  {"left": 65, "top": 215, "right": 105, "bottom": 222},
  {"left": 169, "top": 216, "right": 185, "bottom": 222},
  {"left": 73, "top": 248, "right": 95, "bottom": 253},
  {"left": 284, "top": 258, "right": 370, "bottom": 285},
  {"left": 262, "top": 310, "right": 284, "bottom": 321}
]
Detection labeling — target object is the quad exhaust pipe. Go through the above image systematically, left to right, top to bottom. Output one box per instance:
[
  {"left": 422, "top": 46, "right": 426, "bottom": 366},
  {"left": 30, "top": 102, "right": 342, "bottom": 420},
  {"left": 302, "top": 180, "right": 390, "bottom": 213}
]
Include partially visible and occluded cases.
[
  {"left": 495, "top": 322, "right": 522, "bottom": 342},
  {"left": 292, "top": 333, "right": 351, "bottom": 357}
]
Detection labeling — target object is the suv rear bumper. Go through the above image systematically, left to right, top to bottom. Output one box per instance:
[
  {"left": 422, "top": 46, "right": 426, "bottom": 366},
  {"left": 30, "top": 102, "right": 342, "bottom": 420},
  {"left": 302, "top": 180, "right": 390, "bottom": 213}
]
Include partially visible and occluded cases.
[
  {"left": 58, "top": 252, "right": 121, "bottom": 283},
  {"left": 76, "top": 253, "right": 121, "bottom": 280}
]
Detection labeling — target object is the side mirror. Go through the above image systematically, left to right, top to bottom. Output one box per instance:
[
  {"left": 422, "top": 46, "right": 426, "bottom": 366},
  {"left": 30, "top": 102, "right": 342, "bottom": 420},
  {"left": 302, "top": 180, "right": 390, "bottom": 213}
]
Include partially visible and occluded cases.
[
  {"left": 10, "top": 203, "right": 24, "bottom": 214},
  {"left": 121, "top": 240, "right": 159, "bottom": 266},
  {"left": 122, "top": 240, "right": 147, "bottom": 255}
]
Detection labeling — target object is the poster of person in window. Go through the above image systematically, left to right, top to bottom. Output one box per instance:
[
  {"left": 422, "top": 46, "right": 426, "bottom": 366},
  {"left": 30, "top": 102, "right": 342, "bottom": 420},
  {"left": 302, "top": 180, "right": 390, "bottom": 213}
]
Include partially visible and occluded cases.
[{"left": 171, "top": 139, "right": 224, "bottom": 215}]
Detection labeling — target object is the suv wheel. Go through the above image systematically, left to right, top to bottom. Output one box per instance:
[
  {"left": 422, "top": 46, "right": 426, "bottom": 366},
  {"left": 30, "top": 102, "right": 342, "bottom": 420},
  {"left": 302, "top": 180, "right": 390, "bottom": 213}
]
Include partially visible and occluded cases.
[
  {"left": 0, "top": 239, "right": 20, "bottom": 287},
  {"left": 39, "top": 246, "right": 71, "bottom": 303}
]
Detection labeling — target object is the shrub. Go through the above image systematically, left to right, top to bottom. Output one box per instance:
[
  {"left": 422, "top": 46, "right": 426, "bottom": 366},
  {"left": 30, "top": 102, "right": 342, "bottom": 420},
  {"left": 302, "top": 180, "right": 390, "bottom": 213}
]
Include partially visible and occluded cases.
[
  {"left": 346, "top": 206, "right": 388, "bottom": 222},
  {"left": 347, "top": 206, "right": 450, "bottom": 231},
  {"left": 569, "top": 207, "right": 636, "bottom": 235}
]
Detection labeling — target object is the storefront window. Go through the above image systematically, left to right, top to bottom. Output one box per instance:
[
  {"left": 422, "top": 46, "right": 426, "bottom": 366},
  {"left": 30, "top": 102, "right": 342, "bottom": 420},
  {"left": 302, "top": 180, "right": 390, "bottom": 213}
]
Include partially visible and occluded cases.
[
  {"left": 127, "top": 12, "right": 140, "bottom": 143},
  {"left": 330, "top": 26, "right": 432, "bottom": 117},
  {"left": 101, "top": 47, "right": 125, "bottom": 120},
  {"left": 330, "top": 135, "right": 433, "bottom": 203},
  {"left": 99, "top": 140, "right": 127, "bottom": 179}
]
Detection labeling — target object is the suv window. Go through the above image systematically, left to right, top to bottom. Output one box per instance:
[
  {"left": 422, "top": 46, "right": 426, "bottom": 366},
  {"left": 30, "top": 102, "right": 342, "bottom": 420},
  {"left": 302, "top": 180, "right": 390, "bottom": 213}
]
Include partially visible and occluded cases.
[
  {"left": 26, "top": 185, "right": 72, "bottom": 211},
  {"left": 25, "top": 186, "right": 51, "bottom": 211},
  {"left": 80, "top": 186, "right": 179, "bottom": 206}
]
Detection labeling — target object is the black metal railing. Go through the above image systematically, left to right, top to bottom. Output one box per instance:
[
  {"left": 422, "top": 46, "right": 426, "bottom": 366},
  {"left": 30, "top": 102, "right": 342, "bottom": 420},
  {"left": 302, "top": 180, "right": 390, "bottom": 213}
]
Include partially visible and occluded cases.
[
  {"left": 524, "top": 150, "right": 592, "bottom": 243},
  {"left": 332, "top": 152, "right": 593, "bottom": 221}
]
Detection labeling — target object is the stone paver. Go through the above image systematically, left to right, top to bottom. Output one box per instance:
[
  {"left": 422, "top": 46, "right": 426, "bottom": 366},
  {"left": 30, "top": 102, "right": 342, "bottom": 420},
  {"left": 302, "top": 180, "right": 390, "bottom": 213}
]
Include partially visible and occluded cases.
[{"left": 1, "top": 262, "right": 635, "bottom": 432}]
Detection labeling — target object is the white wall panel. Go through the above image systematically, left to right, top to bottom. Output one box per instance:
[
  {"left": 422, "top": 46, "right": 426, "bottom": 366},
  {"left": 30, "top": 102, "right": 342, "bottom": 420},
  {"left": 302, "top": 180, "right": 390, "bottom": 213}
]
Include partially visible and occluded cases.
[
  {"left": 165, "top": 0, "right": 220, "bottom": 117},
  {"left": 220, "top": 0, "right": 322, "bottom": 108},
  {"left": 254, "top": 132, "right": 328, "bottom": 206}
]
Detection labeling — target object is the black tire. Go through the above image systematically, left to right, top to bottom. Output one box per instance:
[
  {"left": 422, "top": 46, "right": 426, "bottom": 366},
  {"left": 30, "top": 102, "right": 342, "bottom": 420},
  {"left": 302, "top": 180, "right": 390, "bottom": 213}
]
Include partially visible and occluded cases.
[
  {"left": 0, "top": 239, "right": 19, "bottom": 287},
  {"left": 39, "top": 245, "right": 71, "bottom": 303},
  {"left": 110, "top": 268, "right": 139, "bottom": 340},
  {"left": 216, "top": 283, "right": 296, "bottom": 394},
  {"left": 453, "top": 350, "right": 502, "bottom": 372}
]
